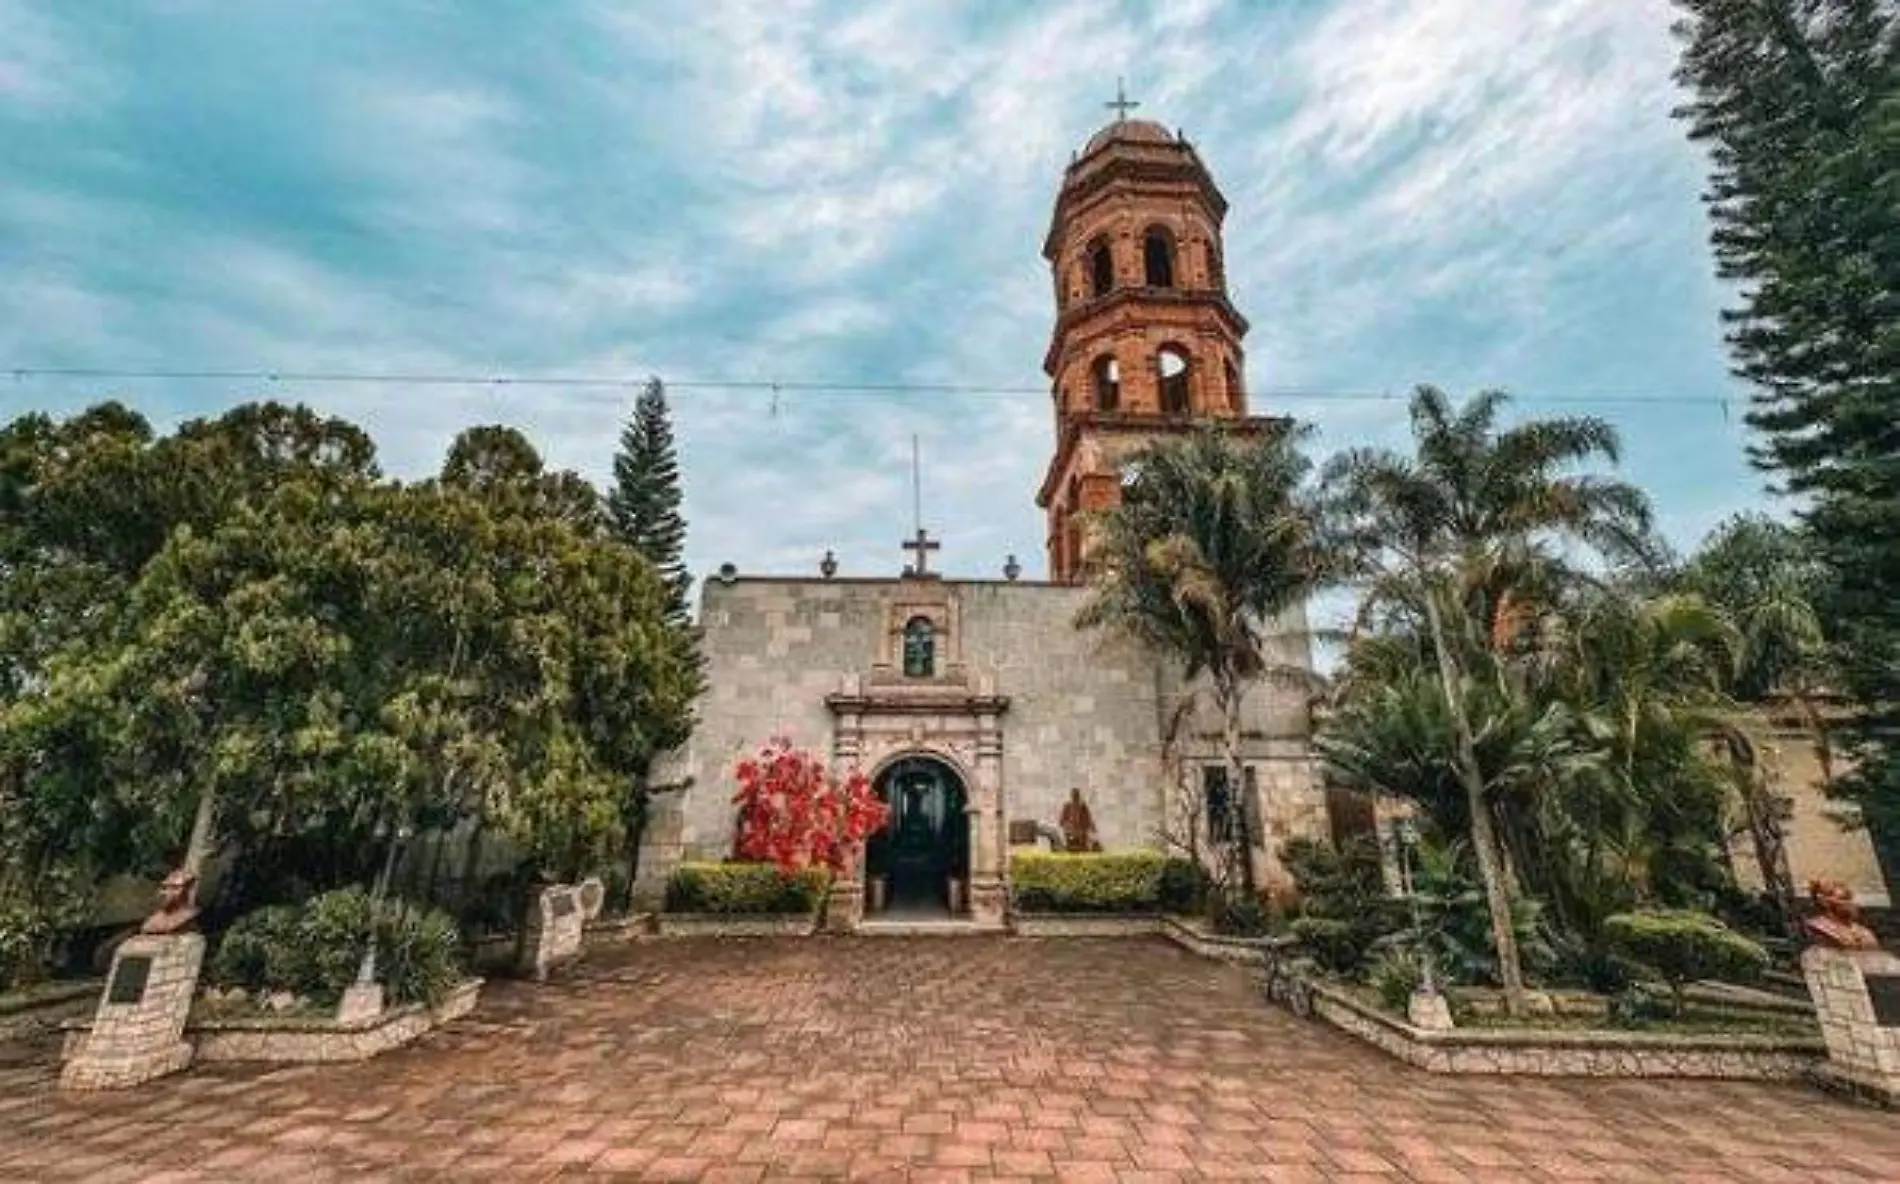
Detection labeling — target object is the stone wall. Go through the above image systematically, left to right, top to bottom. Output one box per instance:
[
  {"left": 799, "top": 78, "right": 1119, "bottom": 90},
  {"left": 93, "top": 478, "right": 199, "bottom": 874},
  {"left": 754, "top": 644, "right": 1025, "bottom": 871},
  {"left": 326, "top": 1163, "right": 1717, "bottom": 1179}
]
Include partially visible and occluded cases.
[
  {"left": 642, "top": 575, "right": 1319, "bottom": 893},
  {"left": 1728, "top": 712, "right": 1890, "bottom": 908},
  {"left": 1802, "top": 945, "right": 1900, "bottom": 1104},
  {"left": 190, "top": 980, "right": 481, "bottom": 1064},
  {"left": 1309, "top": 983, "right": 1822, "bottom": 1080}
]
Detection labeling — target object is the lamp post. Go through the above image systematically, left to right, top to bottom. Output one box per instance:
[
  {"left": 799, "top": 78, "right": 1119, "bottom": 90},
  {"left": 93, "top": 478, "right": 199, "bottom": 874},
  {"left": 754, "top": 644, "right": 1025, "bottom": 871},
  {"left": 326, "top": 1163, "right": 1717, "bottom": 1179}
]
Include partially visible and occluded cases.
[
  {"left": 1396, "top": 816, "right": 1452, "bottom": 1029},
  {"left": 352, "top": 820, "right": 413, "bottom": 993}
]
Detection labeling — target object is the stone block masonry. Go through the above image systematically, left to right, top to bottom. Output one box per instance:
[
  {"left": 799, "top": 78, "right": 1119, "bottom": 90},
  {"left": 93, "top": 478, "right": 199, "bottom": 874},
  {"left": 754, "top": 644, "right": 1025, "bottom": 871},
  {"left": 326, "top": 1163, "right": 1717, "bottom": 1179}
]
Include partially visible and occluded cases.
[
  {"left": 643, "top": 575, "right": 1318, "bottom": 897},
  {"left": 518, "top": 884, "right": 586, "bottom": 981},
  {"left": 59, "top": 933, "right": 202, "bottom": 1091},
  {"left": 1803, "top": 945, "right": 1900, "bottom": 1105}
]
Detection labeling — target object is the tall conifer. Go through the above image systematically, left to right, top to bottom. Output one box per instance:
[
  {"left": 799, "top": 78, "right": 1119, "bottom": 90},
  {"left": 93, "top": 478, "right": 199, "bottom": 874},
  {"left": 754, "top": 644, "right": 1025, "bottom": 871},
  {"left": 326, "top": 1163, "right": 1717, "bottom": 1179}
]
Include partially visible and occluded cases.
[
  {"left": 1672, "top": 1, "right": 1900, "bottom": 886},
  {"left": 608, "top": 377, "right": 693, "bottom": 628},
  {"left": 605, "top": 378, "right": 701, "bottom": 903}
]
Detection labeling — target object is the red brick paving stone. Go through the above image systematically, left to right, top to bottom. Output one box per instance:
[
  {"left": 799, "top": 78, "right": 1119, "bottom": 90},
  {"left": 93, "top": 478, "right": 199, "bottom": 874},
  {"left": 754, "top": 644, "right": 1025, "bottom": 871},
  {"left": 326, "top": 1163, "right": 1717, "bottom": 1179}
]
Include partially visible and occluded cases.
[{"left": 5, "top": 940, "right": 1900, "bottom": 1181}]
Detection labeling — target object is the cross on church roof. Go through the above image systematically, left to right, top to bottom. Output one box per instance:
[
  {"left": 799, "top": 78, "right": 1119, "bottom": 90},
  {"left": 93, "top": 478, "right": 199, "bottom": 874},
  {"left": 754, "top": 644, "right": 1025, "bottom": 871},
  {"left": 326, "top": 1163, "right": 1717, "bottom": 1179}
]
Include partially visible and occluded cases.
[
  {"left": 1105, "top": 77, "right": 1140, "bottom": 122},
  {"left": 902, "top": 527, "right": 941, "bottom": 579}
]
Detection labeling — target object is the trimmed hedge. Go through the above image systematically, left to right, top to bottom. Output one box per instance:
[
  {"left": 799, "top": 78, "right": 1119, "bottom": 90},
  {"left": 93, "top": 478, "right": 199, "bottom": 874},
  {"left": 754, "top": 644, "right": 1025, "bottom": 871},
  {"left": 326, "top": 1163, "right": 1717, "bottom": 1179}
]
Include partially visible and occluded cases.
[
  {"left": 1011, "top": 851, "right": 1167, "bottom": 914},
  {"left": 664, "top": 862, "right": 830, "bottom": 915},
  {"left": 1601, "top": 909, "right": 1770, "bottom": 1013}
]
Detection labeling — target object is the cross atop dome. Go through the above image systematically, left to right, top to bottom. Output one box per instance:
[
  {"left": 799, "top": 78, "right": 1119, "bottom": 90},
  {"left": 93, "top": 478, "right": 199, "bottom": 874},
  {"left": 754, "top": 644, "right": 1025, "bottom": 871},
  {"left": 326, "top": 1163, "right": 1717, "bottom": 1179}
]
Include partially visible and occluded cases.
[{"left": 1104, "top": 77, "right": 1140, "bottom": 122}]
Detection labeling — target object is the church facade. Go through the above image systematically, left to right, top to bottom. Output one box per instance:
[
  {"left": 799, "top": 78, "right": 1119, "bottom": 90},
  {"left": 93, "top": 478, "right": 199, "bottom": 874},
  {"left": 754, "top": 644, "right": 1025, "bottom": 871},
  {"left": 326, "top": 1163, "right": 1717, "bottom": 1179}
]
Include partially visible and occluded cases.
[{"left": 638, "top": 114, "right": 1351, "bottom": 926}]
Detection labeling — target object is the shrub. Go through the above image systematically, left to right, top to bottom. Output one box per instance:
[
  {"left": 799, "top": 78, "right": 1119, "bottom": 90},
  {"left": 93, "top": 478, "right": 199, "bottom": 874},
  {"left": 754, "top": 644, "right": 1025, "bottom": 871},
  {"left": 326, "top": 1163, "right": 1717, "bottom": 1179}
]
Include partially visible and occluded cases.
[
  {"left": 1280, "top": 835, "right": 1399, "bottom": 973},
  {"left": 1411, "top": 839, "right": 1551, "bottom": 987},
  {"left": 1010, "top": 852, "right": 1166, "bottom": 914},
  {"left": 1157, "top": 857, "right": 1212, "bottom": 915},
  {"left": 664, "top": 862, "right": 829, "bottom": 915},
  {"left": 210, "top": 887, "right": 465, "bottom": 1007},
  {"left": 1210, "top": 891, "right": 1273, "bottom": 936},
  {"left": 1601, "top": 910, "right": 1770, "bottom": 1015},
  {"left": 1289, "top": 917, "right": 1365, "bottom": 974},
  {"left": 1367, "top": 949, "right": 1423, "bottom": 1013}
]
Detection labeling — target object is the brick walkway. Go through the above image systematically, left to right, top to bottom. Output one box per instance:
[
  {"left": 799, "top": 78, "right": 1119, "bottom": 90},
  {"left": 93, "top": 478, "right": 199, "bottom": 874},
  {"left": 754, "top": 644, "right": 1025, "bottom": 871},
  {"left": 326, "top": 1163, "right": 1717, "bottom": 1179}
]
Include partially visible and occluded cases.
[{"left": 2, "top": 937, "right": 1896, "bottom": 1182}]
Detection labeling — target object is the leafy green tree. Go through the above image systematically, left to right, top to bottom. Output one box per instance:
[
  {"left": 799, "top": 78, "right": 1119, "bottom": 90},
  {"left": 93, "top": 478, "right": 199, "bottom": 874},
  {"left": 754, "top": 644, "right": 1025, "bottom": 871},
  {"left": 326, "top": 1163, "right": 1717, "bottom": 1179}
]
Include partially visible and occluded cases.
[
  {"left": 1673, "top": 0, "right": 1900, "bottom": 887},
  {"left": 1322, "top": 386, "right": 1654, "bottom": 1015},
  {"left": 0, "top": 402, "right": 698, "bottom": 973},
  {"left": 1077, "top": 426, "right": 1337, "bottom": 897}
]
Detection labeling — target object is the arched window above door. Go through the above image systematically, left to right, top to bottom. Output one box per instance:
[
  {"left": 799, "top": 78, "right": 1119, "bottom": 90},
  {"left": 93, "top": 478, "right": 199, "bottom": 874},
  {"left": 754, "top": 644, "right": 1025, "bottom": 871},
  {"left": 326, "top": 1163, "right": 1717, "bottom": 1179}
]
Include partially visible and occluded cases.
[{"left": 902, "top": 616, "right": 936, "bottom": 678}]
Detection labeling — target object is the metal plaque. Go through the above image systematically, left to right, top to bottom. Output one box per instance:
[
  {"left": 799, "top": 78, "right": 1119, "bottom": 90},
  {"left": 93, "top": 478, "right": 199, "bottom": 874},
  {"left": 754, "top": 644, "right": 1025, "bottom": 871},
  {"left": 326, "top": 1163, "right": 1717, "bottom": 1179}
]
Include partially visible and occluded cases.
[
  {"left": 549, "top": 891, "right": 578, "bottom": 918},
  {"left": 107, "top": 955, "right": 153, "bottom": 1006},
  {"left": 1868, "top": 974, "right": 1900, "bottom": 1027}
]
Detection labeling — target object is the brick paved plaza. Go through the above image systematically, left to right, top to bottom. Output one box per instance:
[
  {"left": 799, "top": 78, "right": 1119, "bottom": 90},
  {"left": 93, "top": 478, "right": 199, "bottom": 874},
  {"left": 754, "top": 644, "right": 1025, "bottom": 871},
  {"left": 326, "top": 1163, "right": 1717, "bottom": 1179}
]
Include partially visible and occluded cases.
[{"left": 2, "top": 937, "right": 1896, "bottom": 1181}]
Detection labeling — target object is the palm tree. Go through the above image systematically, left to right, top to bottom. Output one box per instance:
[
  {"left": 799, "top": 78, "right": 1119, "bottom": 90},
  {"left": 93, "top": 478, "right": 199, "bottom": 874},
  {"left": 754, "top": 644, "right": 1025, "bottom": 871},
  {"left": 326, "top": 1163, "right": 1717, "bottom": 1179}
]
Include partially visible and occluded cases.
[
  {"left": 1322, "top": 386, "right": 1654, "bottom": 1016},
  {"left": 1077, "top": 426, "right": 1338, "bottom": 897}
]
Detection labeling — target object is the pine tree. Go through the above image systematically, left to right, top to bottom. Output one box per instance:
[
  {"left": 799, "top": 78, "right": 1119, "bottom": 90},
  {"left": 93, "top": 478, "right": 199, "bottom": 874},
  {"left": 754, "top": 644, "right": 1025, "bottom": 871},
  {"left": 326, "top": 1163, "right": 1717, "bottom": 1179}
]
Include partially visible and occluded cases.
[
  {"left": 1672, "top": 1, "right": 1900, "bottom": 888},
  {"left": 605, "top": 377, "right": 702, "bottom": 905},
  {"left": 608, "top": 377, "right": 693, "bottom": 627}
]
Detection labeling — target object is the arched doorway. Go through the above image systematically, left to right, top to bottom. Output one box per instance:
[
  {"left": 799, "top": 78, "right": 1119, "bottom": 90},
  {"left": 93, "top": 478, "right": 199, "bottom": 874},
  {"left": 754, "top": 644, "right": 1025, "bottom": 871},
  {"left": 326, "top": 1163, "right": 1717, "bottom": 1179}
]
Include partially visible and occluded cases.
[{"left": 866, "top": 755, "right": 970, "bottom": 915}]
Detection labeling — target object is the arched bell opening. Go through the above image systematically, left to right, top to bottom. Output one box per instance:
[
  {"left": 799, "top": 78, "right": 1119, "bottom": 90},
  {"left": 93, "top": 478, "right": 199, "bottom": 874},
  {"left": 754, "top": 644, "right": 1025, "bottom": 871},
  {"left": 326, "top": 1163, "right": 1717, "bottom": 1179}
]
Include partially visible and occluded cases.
[{"left": 1158, "top": 346, "right": 1192, "bottom": 415}]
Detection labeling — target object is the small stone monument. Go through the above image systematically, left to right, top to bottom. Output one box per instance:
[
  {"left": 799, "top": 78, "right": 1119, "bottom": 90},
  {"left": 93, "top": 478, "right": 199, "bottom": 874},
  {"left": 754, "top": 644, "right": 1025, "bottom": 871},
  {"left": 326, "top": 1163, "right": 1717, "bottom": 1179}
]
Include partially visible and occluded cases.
[
  {"left": 60, "top": 868, "right": 204, "bottom": 1091},
  {"left": 577, "top": 876, "right": 607, "bottom": 923},
  {"left": 1798, "top": 880, "right": 1899, "bottom": 1105},
  {"left": 518, "top": 882, "right": 585, "bottom": 981},
  {"left": 335, "top": 932, "right": 387, "bottom": 1026},
  {"left": 1407, "top": 984, "right": 1455, "bottom": 1031}
]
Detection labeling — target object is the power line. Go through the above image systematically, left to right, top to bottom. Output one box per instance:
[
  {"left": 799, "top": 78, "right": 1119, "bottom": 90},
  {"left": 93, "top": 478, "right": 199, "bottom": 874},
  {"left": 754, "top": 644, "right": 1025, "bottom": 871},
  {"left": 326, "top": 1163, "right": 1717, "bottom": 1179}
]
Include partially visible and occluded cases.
[{"left": 2, "top": 364, "right": 1739, "bottom": 409}]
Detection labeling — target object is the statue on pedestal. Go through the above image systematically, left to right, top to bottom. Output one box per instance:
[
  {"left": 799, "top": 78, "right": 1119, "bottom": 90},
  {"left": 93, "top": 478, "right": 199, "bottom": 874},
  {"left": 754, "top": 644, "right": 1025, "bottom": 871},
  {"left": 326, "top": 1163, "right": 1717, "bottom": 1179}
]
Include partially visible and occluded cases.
[
  {"left": 1059, "top": 788, "right": 1101, "bottom": 853},
  {"left": 138, "top": 868, "right": 201, "bottom": 936},
  {"left": 1801, "top": 879, "right": 1880, "bottom": 951}
]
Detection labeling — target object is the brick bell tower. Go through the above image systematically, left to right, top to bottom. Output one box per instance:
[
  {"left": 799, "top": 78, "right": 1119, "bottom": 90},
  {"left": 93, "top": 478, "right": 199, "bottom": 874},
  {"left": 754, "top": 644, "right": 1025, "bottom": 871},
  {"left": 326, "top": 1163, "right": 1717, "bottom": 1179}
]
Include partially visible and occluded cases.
[{"left": 1036, "top": 101, "right": 1276, "bottom": 583}]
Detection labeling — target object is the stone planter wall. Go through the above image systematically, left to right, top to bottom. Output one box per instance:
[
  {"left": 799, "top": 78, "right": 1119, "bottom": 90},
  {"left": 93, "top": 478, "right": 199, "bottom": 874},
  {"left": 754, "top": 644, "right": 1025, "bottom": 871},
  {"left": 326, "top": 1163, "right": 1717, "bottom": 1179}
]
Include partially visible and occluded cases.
[
  {"left": 656, "top": 913, "right": 817, "bottom": 938},
  {"left": 583, "top": 914, "right": 653, "bottom": 947},
  {"left": 1011, "top": 914, "right": 1162, "bottom": 938},
  {"left": 1161, "top": 916, "right": 1284, "bottom": 965},
  {"left": 189, "top": 979, "right": 482, "bottom": 1065},
  {"left": 0, "top": 981, "right": 100, "bottom": 1043},
  {"left": 1310, "top": 981, "right": 1823, "bottom": 1080}
]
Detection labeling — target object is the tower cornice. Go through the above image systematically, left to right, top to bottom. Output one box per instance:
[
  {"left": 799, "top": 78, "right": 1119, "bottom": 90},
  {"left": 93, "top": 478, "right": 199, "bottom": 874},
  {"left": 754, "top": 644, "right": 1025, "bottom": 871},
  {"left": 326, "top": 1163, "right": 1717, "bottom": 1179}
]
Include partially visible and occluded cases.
[
  {"left": 1041, "top": 151, "right": 1229, "bottom": 260},
  {"left": 1042, "top": 287, "right": 1251, "bottom": 377}
]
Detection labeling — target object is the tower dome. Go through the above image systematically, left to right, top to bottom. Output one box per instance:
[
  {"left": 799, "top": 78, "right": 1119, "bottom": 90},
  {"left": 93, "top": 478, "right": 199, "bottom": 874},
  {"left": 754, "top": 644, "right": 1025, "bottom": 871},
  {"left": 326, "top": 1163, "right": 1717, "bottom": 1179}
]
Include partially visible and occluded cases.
[{"left": 1082, "top": 117, "right": 1176, "bottom": 154}]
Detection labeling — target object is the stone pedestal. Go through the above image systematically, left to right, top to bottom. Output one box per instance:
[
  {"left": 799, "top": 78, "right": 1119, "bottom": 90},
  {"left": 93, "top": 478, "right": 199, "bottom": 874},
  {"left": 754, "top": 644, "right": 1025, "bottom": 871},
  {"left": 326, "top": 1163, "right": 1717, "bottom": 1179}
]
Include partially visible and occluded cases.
[
  {"left": 577, "top": 876, "right": 607, "bottom": 922},
  {"left": 969, "top": 876, "right": 1006, "bottom": 927},
  {"left": 825, "top": 879, "right": 864, "bottom": 933},
  {"left": 518, "top": 884, "right": 584, "bottom": 981},
  {"left": 60, "top": 933, "right": 203, "bottom": 1091},
  {"left": 1802, "top": 945, "right": 1900, "bottom": 1105},
  {"left": 336, "top": 980, "right": 385, "bottom": 1025},
  {"left": 1407, "top": 988, "right": 1455, "bottom": 1032}
]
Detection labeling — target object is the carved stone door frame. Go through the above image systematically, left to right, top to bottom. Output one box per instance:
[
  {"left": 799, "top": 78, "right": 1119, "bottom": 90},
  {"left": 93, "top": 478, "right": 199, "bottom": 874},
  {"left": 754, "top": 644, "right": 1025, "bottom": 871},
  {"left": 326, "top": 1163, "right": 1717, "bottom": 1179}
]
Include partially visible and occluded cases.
[{"left": 827, "top": 674, "right": 1010, "bottom": 927}]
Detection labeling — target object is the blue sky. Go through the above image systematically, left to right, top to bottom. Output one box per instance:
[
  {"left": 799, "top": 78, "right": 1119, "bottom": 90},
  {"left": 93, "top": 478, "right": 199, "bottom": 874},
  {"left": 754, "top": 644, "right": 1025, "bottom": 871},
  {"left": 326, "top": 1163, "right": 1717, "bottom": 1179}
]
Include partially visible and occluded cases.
[{"left": 1, "top": 1, "right": 1767, "bottom": 604}]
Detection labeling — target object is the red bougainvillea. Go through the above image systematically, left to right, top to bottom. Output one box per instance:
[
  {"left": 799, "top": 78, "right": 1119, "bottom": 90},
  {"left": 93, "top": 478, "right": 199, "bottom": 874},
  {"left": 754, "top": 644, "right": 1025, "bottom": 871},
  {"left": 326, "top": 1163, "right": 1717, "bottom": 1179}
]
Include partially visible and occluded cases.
[{"left": 732, "top": 737, "right": 888, "bottom": 875}]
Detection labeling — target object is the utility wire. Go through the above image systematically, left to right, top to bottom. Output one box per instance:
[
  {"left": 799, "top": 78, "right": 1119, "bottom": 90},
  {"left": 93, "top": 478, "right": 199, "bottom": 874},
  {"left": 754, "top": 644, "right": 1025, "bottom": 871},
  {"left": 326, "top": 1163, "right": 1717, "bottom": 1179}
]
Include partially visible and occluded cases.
[{"left": 3, "top": 365, "right": 1738, "bottom": 408}]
